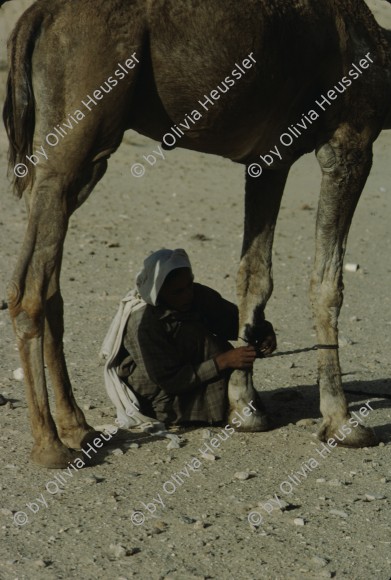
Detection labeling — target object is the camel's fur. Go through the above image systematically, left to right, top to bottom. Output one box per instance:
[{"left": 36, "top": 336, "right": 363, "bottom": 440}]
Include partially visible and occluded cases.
[{"left": 3, "top": 0, "right": 391, "bottom": 467}]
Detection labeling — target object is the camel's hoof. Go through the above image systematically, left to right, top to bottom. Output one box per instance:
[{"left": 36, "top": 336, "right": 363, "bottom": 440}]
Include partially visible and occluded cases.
[
  {"left": 228, "top": 408, "right": 270, "bottom": 432},
  {"left": 318, "top": 420, "right": 378, "bottom": 448},
  {"left": 58, "top": 424, "right": 96, "bottom": 449},
  {"left": 30, "top": 441, "right": 84, "bottom": 469}
]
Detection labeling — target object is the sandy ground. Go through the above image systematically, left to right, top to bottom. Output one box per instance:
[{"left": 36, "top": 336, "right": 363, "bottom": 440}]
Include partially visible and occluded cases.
[{"left": 0, "top": 1, "right": 391, "bottom": 579}]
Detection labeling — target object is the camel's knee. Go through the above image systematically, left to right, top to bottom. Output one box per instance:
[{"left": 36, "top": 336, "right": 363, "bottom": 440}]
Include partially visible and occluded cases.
[
  {"left": 237, "top": 256, "right": 273, "bottom": 315},
  {"left": 310, "top": 276, "right": 343, "bottom": 330},
  {"left": 8, "top": 281, "right": 44, "bottom": 340}
]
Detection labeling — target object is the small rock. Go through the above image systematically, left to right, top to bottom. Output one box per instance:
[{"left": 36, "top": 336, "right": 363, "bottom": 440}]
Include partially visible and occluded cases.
[
  {"left": 379, "top": 186, "right": 387, "bottom": 193},
  {"left": 344, "top": 263, "right": 359, "bottom": 272},
  {"left": 0, "top": 300, "right": 8, "bottom": 310},
  {"left": 338, "top": 335, "right": 353, "bottom": 347},
  {"left": 13, "top": 368, "right": 24, "bottom": 381},
  {"left": 0, "top": 394, "right": 7, "bottom": 406},
  {"left": 5, "top": 401, "right": 14, "bottom": 410},
  {"left": 83, "top": 403, "right": 93, "bottom": 410},
  {"left": 296, "top": 418, "right": 316, "bottom": 427},
  {"left": 202, "top": 429, "right": 212, "bottom": 439},
  {"left": 167, "top": 439, "right": 180, "bottom": 450},
  {"left": 110, "top": 448, "right": 124, "bottom": 456},
  {"left": 203, "top": 452, "right": 217, "bottom": 462},
  {"left": 234, "top": 471, "right": 251, "bottom": 481},
  {"left": 83, "top": 475, "right": 101, "bottom": 485},
  {"left": 316, "top": 478, "right": 326, "bottom": 484},
  {"left": 328, "top": 479, "right": 342, "bottom": 487},
  {"left": 365, "top": 493, "right": 386, "bottom": 501},
  {"left": 276, "top": 500, "right": 291, "bottom": 512},
  {"left": 0, "top": 508, "right": 13, "bottom": 516},
  {"left": 329, "top": 509, "right": 348, "bottom": 518},
  {"left": 180, "top": 515, "right": 196, "bottom": 524},
  {"left": 294, "top": 517, "right": 306, "bottom": 526},
  {"left": 153, "top": 520, "right": 168, "bottom": 531},
  {"left": 193, "top": 520, "right": 207, "bottom": 530},
  {"left": 109, "top": 544, "right": 127, "bottom": 558},
  {"left": 311, "top": 556, "right": 329, "bottom": 568},
  {"left": 33, "top": 560, "right": 48, "bottom": 568}
]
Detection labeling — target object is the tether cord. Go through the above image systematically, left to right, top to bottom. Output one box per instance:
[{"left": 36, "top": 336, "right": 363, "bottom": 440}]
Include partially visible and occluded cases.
[{"left": 238, "top": 337, "right": 339, "bottom": 357}]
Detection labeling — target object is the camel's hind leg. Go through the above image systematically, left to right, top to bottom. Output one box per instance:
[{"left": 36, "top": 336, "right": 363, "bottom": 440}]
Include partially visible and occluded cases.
[
  {"left": 313, "top": 128, "right": 378, "bottom": 447},
  {"left": 10, "top": 160, "right": 109, "bottom": 468},
  {"left": 44, "top": 162, "right": 108, "bottom": 449},
  {"left": 228, "top": 167, "right": 289, "bottom": 430},
  {"left": 9, "top": 180, "right": 81, "bottom": 468}
]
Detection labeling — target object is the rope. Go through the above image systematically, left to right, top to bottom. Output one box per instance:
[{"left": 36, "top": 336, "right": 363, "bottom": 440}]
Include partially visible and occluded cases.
[{"left": 239, "top": 337, "right": 339, "bottom": 357}]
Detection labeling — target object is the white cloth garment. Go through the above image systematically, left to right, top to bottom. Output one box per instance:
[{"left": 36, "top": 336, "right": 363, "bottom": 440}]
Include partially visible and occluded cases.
[
  {"left": 100, "top": 248, "right": 191, "bottom": 440},
  {"left": 136, "top": 248, "right": 191, "bottom": 306},
  {"left": 100, "top": 288, "right": 164, "bottom": 430}
]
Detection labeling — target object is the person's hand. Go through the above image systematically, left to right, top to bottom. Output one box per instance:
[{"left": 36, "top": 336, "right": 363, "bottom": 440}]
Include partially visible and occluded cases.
[
  {"left": 245, "top": 320, "right": 277, "bottom": 357},
  {"left": 215, "top": 346, "right": 257, "bottom": 371}
]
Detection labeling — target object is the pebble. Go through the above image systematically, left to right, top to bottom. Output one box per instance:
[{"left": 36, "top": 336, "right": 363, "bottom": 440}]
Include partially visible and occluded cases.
[
  {"left": 344, "top": 263, "right": 359, "bottom": 272},
  {"left": 0, "top": 300, "right": 7, "bottom": 310},
  {"left": 338, "top": 336, "right": 353, "bottom": 347},
  {"left": 13, "top": 368, "right": 24, "bottom": 381},
  {"left": 0, "top": 394, "right": 7, "bottom": 406},
  {"left": 83, "top": 403, "right": 94, "bottom": 410},
  {"left": 296, "top": 418, "right": 317, "bottom": 427},
  {"left": 202, "top": 429, "right": 212, "bottom": 439},
  {"left": 167, "top": 439, "right": 180, "bottom": 450},
  {"left": 122, "top": 441, "right": 139, "bottom": 450},
  {"left": 110, "top": 448, "right": 124, "bottom": 456},
  {"left": 203, "top": 452, "right": 217, "bottom": 461},
  {"left": 234, "top": 471, "right": 251, "bottom": 481},
  {"left": 83, "top": 475, "right": 102, "bottom": 485},
  {"left": 316, "top": 478, "right": 326, "bottom": 484},
  {"left": 328, "top": 479, "right": 342, "bottom": 487},
  {"left": 365, "top": 493, "right": 386, "bottom": 501},
  {"left": 276, "top": 500, "right": 291, "bottom": 512},
  {"left": 0, "top": 508, "right": 13, "bottom": 516},
  {"left": 329, "top": 509, "right": 348, "bottom": 518},
  {"left": 180, "top": 515, "right": 196, "bottom": 524},
  {"left": 294, "top": 517, "right": 305, "bottom": 526},
  {"left": 153, "top": 520, "right": 168, "bottom": 531},
  {"left": 193, "top": 520, "right": 207, "bottom": 530},
  {"left": 109, "top": 544, "right": 127, "bottom": 558},
  {"left": 311, "top": 556, "right": 329, "bottom": 568},
  {"left": 33, "top": 560, "right": 48, "bottom": 568}
]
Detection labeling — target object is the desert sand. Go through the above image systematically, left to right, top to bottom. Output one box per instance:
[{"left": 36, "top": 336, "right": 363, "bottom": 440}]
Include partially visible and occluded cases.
[{"left": 0, "top": 1, "right": 390, "bottom": 579}]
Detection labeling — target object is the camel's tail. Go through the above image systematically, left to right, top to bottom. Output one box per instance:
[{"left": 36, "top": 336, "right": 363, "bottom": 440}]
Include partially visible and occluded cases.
[{"left": 3, "top": 4, "right": 43, "bottom": 198}]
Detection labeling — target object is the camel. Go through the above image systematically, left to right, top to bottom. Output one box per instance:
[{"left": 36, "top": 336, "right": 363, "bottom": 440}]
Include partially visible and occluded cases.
[{"left": 3, "top": 0, "right": 391, "bottom": 468}]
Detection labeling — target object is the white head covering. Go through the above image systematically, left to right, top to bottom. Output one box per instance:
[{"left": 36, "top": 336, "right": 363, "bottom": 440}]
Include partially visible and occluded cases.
[{"left": 135, "top": 248, "right": 192, "bottom": 306}]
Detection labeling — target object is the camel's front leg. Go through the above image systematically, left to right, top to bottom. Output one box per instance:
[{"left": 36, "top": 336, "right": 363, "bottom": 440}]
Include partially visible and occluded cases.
[
  {"left": 313, "top": 135, "right": 378, "bottom": 447},
  {"left": 228, "top": 168, "right": 289, "bottom": 431}
]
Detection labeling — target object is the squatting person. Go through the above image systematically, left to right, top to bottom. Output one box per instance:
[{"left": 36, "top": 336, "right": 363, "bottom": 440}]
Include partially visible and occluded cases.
[{"left": 102, "top": 248, "right": 275, "bottom": 427}]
